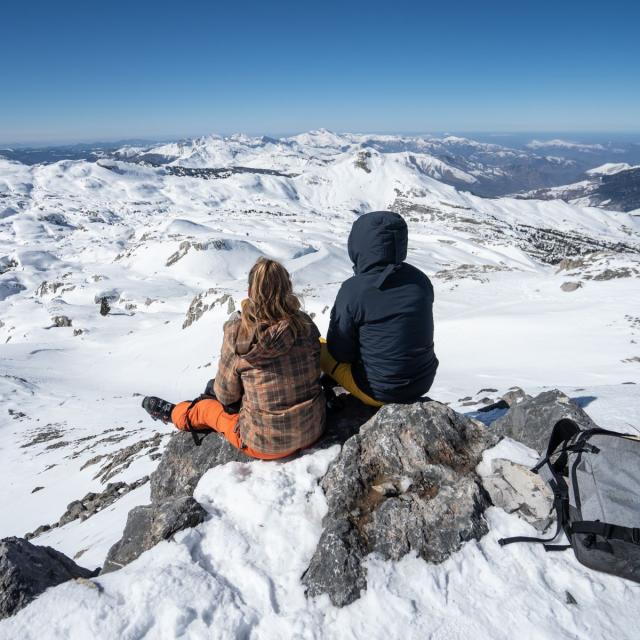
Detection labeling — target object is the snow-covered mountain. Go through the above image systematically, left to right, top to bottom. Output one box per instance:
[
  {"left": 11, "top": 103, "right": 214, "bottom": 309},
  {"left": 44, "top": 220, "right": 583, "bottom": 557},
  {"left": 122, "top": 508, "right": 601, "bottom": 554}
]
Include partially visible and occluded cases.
[
  {"left": 109, "top": 130, "right": 595, "bottom": 197},
  {"left": 1, "top": 132, "right": 639, "bottom": 638},
  {"left": 518, "top": 162, "right": 640, "bottom": 212}
]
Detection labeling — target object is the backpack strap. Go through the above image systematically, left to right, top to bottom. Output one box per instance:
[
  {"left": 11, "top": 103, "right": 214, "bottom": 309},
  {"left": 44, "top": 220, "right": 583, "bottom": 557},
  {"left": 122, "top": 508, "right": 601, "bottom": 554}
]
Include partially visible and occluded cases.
[
  {"left": 184, "top": 398, "right": 203, "bottom": 447},
  {"left": 499, "top": 418, "right": 580, "bottom": 548},
  {"left": 531, "top": 418, "right": 582, "bottom": 473},
  {"left": 498, "top": 482, "right": 568, "bottom": 548},
  {"left": 570, "top": 521, "right": 640, "bottom": 546}
]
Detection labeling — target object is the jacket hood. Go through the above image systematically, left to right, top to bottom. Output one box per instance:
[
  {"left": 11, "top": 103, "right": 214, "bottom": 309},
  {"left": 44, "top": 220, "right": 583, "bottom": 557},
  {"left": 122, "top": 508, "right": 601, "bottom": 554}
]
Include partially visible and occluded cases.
[
  {"left": 347, "top": 211, "right": 408, "bottom": 277},
  {"left": 235, "top": 319, "right": 296, "bottom": 365}
]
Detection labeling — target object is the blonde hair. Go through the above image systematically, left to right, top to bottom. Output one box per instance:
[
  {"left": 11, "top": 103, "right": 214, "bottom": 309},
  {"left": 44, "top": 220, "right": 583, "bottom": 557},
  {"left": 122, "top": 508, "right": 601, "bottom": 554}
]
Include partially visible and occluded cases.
[{"left": 240, "top": 258, "right": 308, "bottom": 341}]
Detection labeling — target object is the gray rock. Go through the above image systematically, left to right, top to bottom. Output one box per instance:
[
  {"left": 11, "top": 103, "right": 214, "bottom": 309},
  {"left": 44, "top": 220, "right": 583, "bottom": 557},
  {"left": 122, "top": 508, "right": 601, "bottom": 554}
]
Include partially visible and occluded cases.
[
  {"left": 0, "top": 256, "right": 18, "bottom": 275},
  {"left": 561, "top": 281, "right": 582, "bottom": 292},
  {"left": 93, "top": 289, "right": 120, "bottom": 304},
  {"left": 182, "top": 289, "right": 235, "bottom": 329},
  {"left": 51, "top": 315, "right": 72, "bottom": 327},
  {"left": 501, "top": 387, "right": 532, "bottom": 407},
  {"left": 492, "top": 389, "right": 597, "bottom": 454},
  {"left": 302, "top": 401, "right": 497, "bottom": 607},
  {"left": 151, "top": 431, "right": 249, "bottom": 503},
  {"left": 82, "top": 434, "right": 163, "bottom": 483},
  {"left": 480, "top": 459, "right": 554, "bottom": 531},
  {"left": 26, "top": 477, "right": 150, "bottom": 540},
  {"left": 60, "top": 477, "right": 149, "bottom": 527},
  {"left": 102, "top": 497, "right": 207, "bottom": 573},
  {"left": 302, "top": 519, "right": 368, "bottom": 607},
  {"left": 0, "top": 537, "right": 97, "bottom": 620}
]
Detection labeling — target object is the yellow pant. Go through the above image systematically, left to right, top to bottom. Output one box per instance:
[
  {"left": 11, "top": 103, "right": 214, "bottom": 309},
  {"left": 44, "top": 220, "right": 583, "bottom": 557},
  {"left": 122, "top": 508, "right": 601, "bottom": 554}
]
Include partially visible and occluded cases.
[{"left": 320, "top": 339, "right": 383, "bottom": 407}]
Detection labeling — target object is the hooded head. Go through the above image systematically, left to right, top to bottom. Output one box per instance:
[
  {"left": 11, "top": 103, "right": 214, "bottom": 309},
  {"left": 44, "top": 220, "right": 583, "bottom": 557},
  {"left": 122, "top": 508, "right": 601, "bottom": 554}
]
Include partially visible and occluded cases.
[{"left": 347, "top": 211, "right": 408, "bottom": 275}]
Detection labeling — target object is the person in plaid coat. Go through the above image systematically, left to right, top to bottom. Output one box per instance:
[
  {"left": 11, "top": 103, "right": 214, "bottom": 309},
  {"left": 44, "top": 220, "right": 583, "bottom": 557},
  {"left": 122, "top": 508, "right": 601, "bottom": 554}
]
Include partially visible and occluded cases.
[{"left": 142, "top": 258, "right": 326, "bottom": 459}]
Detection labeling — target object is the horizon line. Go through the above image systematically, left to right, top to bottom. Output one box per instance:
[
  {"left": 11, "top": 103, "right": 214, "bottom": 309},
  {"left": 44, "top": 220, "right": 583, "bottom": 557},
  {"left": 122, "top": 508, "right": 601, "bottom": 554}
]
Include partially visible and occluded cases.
[{"left": 3, "top": 129, "right": 640, "bottom": 149}]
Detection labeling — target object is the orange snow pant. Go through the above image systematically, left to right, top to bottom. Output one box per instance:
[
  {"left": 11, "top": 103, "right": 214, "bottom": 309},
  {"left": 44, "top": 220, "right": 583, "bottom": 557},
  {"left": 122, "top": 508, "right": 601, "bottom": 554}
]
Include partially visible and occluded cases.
[
  {"left": 319, "top": 339, "right": 383, "bottom": 408},
  {"left": 171, "top": 399, "right": 297, "bottom": 460}
]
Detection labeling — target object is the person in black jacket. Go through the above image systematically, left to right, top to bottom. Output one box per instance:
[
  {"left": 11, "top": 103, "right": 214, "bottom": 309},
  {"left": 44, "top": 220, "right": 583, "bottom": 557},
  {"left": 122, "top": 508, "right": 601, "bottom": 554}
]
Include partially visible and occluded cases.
[{"left": 321, "top": 210, "right": 438, "bottom": 405}]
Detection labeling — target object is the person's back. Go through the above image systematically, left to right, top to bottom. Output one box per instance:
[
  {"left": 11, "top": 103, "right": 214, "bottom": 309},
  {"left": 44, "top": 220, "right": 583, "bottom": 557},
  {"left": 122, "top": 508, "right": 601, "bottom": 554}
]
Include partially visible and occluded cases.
[
  {"left": 326, "top": 210, "right": 438, "bottom": 403},
  {"left": 142, "top": 257, "right": 325, "bottom": 459},
  {"left": 215, "top": 309, "right": 325, "bottom": 454}
]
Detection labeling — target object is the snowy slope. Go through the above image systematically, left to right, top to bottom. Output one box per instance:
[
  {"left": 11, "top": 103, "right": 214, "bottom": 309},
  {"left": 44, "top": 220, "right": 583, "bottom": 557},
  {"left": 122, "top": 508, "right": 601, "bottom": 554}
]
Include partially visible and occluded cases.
[{"left": 1, "top": 132, "right": 640, "bottom": 638}]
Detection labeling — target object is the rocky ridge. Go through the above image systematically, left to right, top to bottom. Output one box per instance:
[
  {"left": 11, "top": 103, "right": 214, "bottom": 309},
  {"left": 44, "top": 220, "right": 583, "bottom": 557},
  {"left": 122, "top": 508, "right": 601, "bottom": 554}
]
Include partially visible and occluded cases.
[{"left": 0, "top": 389, "right": 610, "bottom": 618}]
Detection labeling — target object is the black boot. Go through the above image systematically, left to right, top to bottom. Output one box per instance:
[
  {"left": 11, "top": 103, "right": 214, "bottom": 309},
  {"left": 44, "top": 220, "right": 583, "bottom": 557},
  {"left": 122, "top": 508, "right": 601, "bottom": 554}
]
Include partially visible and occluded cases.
[{"left": 142, "top": 396, "right": 175, "bottom": 424}]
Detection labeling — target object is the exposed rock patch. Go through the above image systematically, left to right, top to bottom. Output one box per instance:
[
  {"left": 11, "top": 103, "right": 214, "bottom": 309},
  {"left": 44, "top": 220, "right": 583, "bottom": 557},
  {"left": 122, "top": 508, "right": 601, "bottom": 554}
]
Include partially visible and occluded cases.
[
  {"left": 166, "top": 239, "right": 233, "bottom": 267},
  {"left": 0, "top": 256, "right": 18, "bottom": 275},
  {"left": 36, "top": 281, "right": 75, "bottom": 297},
  {"left": 561, "top": 281, "right": 582, "bottom": 292},
  {"left": 182, "top": 289, "right": 235, "bottom": 329},
  {"left": 51, "top": 315, "right": 72, "bottom": 328},
  {"left": 491, "top": 389, "right": 597, "bottom": 453},
  {"left": 302, "top": 401, "right": 497, "bottom": 606},
  {"left": 20, "top": 424, "right": 64, "bottom": 448},
  {"left": 81, "top": 432, "right": 165, "bottom": 483},
  {"left": 25, "top": 477, "right": 150, "bottom": 540},
  {"left": 0, "top": 537, "right": 97, "bottom": 620}
]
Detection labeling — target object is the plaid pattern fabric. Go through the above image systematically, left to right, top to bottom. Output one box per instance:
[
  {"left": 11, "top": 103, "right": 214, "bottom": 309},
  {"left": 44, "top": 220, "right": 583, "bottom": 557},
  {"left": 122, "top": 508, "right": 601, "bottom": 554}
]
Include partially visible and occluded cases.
[{"left": 214, "top": 312, "right": 326, "bottom": 455}]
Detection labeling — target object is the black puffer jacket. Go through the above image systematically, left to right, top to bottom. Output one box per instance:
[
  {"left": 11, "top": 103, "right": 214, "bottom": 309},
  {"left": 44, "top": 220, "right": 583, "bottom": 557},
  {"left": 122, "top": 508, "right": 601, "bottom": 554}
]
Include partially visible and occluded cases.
[{"left": 327, "top": 211, "right": 438, "bottom": 403}]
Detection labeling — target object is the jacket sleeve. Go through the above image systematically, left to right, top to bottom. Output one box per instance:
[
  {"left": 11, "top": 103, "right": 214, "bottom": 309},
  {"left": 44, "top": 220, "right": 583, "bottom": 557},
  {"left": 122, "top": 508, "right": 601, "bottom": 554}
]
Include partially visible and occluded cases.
[
  {"left": 327, "top": 284, "right": 359, "bottom": 363},
  {"left": 213, "top": 316, "right": 244, "bottom": 405}
]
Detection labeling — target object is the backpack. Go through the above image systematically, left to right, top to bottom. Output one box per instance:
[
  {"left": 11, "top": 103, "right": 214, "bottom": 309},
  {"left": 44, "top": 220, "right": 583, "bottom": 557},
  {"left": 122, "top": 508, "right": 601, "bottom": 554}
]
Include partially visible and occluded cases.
[{"left": 499, "top": 418, "right": 640, "bottom": 583}]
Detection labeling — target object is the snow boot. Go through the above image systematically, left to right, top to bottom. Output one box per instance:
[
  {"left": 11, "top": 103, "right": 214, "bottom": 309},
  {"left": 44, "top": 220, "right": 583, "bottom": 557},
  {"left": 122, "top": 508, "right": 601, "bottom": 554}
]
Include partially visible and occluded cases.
[{"left": 142, "top": 396, "right": 175, "bottom": 423}]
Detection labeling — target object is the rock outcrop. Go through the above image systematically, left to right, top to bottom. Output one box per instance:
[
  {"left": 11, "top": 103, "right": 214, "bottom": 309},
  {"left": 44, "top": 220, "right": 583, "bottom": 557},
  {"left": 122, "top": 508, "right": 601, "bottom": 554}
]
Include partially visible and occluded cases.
[
  {"left": 51, "top": 315, "right": 72, "bottom": 328},
  {"left": 491, "top": 389, "right": 597, "bottom": 454},
  {"left": 104, "top": 396, "right": 377, "bottom": 573},
  {"left": 302, "top": 401, "right": 497, "bottom": 607},
  {"left": 102, "top": 430, "right": 242, "bottom": 572},
  {"left": 150, "top": 430, "right": 248, "bottom": 503},
  {"left": 26, "top": 476, "right": 149, "bottom": 540},
  {"left": 102, "top": 497, "right": 207, "bottom": 573},
  {"left": 0, "top": 537, "right": 97, "bottom": 620}
]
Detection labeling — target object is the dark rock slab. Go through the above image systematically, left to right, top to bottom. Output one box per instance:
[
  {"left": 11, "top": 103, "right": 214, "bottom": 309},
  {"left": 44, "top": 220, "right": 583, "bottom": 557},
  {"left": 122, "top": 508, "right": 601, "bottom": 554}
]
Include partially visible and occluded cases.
[
  {"left": 491, "top": 389, "right": 597, "bottom": 453},
  {"left": 302, "top": 401, "right": 497, "bottom": 607},
  {"left": 102, "top": 496, "right": 207, "bottom": 573},
  {"left": 0, "top": 537, "right": 97, "bottom": 620}
]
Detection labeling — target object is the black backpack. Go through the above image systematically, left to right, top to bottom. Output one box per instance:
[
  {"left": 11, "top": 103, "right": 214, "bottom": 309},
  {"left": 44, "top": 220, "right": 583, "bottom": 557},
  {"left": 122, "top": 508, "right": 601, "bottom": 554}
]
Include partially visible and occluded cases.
[{"left": 499, "top": 418, "right": 640, "bottom": 582}]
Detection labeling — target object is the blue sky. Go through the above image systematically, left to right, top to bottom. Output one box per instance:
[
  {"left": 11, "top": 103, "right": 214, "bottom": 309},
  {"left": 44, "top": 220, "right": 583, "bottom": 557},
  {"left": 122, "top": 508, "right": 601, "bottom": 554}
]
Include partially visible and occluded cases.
[{"left": 2, "top": 0, "right": 639, "bottom": 143}]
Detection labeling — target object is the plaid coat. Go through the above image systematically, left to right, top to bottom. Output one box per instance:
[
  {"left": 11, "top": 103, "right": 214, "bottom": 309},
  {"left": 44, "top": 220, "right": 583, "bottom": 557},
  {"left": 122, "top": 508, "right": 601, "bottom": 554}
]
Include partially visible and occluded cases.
[{"left": 214, "top": 312, "right": 325, "bottom": 455}]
